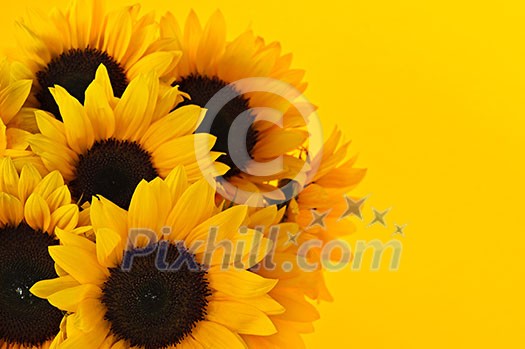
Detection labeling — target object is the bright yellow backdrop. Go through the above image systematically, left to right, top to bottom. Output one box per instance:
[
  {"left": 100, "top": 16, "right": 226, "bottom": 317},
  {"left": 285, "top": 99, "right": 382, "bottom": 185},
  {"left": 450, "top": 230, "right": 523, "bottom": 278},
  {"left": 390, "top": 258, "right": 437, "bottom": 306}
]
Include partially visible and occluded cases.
[{"left": 1, "top": 1, "right": 524, "bottom": 348}]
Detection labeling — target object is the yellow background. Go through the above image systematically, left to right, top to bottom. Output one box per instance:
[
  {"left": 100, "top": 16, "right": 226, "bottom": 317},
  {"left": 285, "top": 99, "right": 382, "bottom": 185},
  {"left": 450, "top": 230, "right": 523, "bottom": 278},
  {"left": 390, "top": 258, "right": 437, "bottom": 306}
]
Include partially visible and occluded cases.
[{"left": 1, "top": 0, "right": 524, "bottom": 348}]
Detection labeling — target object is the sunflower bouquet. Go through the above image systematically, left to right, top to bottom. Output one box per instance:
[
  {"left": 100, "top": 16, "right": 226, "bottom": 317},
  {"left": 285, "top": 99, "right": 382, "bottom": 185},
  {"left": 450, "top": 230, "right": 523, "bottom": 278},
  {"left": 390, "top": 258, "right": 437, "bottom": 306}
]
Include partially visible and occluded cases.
[{"left": 0, "top": 1, "right": 365, "bottom": 348}]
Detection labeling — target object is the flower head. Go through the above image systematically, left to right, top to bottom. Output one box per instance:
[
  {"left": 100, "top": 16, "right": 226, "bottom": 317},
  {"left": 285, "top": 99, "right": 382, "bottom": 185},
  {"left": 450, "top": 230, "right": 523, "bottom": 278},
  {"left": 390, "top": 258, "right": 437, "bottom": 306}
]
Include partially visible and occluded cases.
[
  {"left": 30, "top": 65, "right": 227, "bottom": 210},
  {"left": 32, "top": 167, "right": 279, "bottom": 348}
]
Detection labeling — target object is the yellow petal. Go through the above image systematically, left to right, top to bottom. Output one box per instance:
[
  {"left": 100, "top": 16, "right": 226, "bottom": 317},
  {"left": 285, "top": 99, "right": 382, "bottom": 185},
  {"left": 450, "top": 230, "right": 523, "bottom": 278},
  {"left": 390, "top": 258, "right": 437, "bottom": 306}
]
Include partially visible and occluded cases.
[
  {"left": 68, "top": 0, "right": 99, "bottom": 47},
  {"left": 101, "top": 8, "right": 132, "bottom": 62},
  {"left": 181, "top": 11, "right": 202, "bottom": 73},
  {"left": 196, "top": 11, "right": 226, "bottom": 74},
  {"left": 121, "top": 16, "right": 157, "bottom": 68},
  {"left": 13, "top": 21, "right": 50, "bottom": 67},
  {"left": 217, "top": 31, "right": 258, "bottom": 82},
  {"left": 127, "top": 51, "right": 178, "bottom": 79},
  {"left": 92, "top": 63, "right": 116, "bottom": 104},
  {"left": 84, "top": 66, "right": 116, "bottom": 140},
  {"left": 113, "top": 75, "right": 151, "bottom": 141},
  {"left": 0, "top": 79, "right": 32, "bottom": 124},
  {"left": 49, "top": 85, "right": 94, "bottom": 154},
  {"left": 152, "top": 85, "right": 188, "bottom": 121},
  {"left": 140, "top": 105, "right": 202, "bottom": 152},
  {"left": 34, "top": 110, "right": 67, "bottom": 145},
  {"left": 0, "top": 121, "right": 6, "bottom": 155},
  {"left": 6, "top": 127, "right": 31, "bottom": 150},
  {"left": 253, "top": 129, "right": 308, "bottom": 159},
  {"left": 152, "top": 133, "right": 215, "bottom": 178},
  {"left": 28, "top": 135, "right": 78, "bottom": 167},
  {"left": 37, "top": 151, "right": 76, "bottom": 180},
  {"left": 184, "top": 151, "right": 227, "bottom": 181},
  {"left": 0, "top": 156, "right": 20, "bottom": 196},
  {"left": 17, "top": 163, "right": 42, "bottom": 203},
  {"left": 163, "top": 165, "right": 188, "bottom": 204},
  {"left": 316, "top": 167, "right": 367, "bottom": 189},
  {"left": 34, "top": 170, "right": 65, "bottom": 200},
  {"left": 127, "top": 178, "right": 170, "bottom": 237},
  {"left": 166, "top": 179, "right": 215, "bottom": 240},
  {"left": 46, "top": 185, "right": 72, "bottom": 213},
  {"left": 0, "top": 193, "right": 23, "bottom": 226},
  {"left": 24, "top": 193, "right": 51, "bottom": 232},
  {"left": 90, "top": 195, "right": 128, "bottom": 239},
  {"left": 49, "top": 204, "right": 79, "bottom": 233},
  {"left": 187, "top": 205, "right": 248, "bottom": 249},
  {"left": 248, "top": 206, "right": 278, "bottom": 227},
  {"left": 78, "top": 207, "right": 91, "bottom": 227},
  {"left": 95, "top": 227, "right": 122, "bottom": 268},
  {"left": 54, "top": 228, "right": 96, "bottom": 254},
  {"left": 233, "top": 231, "right": 273, "bottom": 269},
  {"left": 49, "top": 245, "right": 108, "bottom": 284},
  {"left": 208, "top": 269, "right": 277, "bottom": 299},
  {"left": 31, "top": 275, "right": 80, "bottom": 299},
  {"left": 48, "top": 284, "right": 102, "bottom": 313},
  {"left": 214, "top": 290, "right": 284, "bottom": 316},
  {"left": 271, "top": 290, "right": 320, "bottom": 322},
  {"left": 246, "top": 294, "right": 285, "bottom": 316},
  {"left": 71, "top": 298, "right": 106, "bottom": 332},
  {"left": 206, "top": 300, "right": 277, "bottom": 335},
  {"left": 60, "top": 320, "right": 109, "bottom": 349},
  {"left": 192, "top": 321, "right": 247, "bottom": 349},
  {"left": 179, "top": 336, "right": 204, "bottom": 349}
]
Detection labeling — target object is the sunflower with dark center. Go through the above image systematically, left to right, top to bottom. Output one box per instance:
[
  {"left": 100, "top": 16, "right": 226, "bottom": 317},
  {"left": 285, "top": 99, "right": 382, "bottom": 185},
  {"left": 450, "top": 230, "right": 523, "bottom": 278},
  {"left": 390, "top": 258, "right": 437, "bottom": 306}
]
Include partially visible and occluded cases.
[
  {"left": 13, "top": 0, "right": 181, "bottom": 121},
  {"left": 161, "top": 11, "right": 311, "bottom": 191},
  {"left": 29, "top": 65, "right": 227, "bottom": 210},
  {"left": 0, "top": 158, "right": 82, "bottom": 348},
  {"left": 32, "top": 168, "right": 280, "bottom": 348}
]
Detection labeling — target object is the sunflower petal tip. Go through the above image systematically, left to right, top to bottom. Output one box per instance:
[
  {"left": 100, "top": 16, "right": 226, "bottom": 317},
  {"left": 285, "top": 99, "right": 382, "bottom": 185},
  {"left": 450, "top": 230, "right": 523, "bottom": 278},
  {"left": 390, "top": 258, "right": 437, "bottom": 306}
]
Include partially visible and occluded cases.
[{"left": 95, "top": 63, "right": 109, "bottom": 76}]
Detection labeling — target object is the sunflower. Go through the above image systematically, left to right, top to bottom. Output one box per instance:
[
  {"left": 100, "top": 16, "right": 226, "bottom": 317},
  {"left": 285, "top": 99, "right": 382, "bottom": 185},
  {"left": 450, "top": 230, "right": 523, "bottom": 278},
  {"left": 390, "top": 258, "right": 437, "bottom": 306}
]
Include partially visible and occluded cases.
[
  {"left": 11, "top": 0, "right": 181, "bottom": 121},
  {"left": 159, "top": 11, "right": 312, "bottom": 202},
  {"left": 29, "top": 64, "right": 227, "bottom": 210},
  {"left": 0, "top": 157, "right": 83, "bottom": 348},
  {"left": 31, "top": 167, "right": 280, "bottom": 348},
  {"left": 241, "top": 205, "right": 321, "bottom": 348}
]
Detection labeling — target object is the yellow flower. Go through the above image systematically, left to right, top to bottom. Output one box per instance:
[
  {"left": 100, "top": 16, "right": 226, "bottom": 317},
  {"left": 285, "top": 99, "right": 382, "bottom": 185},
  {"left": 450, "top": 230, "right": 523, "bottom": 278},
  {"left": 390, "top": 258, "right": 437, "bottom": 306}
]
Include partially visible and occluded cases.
[
  {"left": 11, "top": 0, "right": 181, "bottom": 120},
  {"left": 159, "top": 11, "right": 310, "bottom": 199},
  {"left": 29, "top": 65, "right": 227, "bottom": 210},
  {"left": 0, "top": 157, "right": 83, "bottom": 348},
  {"left": 32, "top": 167, "right": 279, "bottom": 348}
]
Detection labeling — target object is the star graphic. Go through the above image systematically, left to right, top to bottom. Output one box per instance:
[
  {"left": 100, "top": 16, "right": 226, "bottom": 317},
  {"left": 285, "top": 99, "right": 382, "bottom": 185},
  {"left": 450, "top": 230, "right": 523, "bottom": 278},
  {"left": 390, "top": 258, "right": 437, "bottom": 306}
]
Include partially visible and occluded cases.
[
  {"left": 339, "top": 195, "right": 367, "bottom": 220},
  {"left": 368, "top": 207, "right": 391, "bottom": 227},
  {"left": 309, "top": 209, "right": 331, "bottom": 229},
  {"left": 392, "top": 223, "right": 407, "bottom": 237},
  {"left": 285, "top": 231, "right": 301, "bottom": 247}
]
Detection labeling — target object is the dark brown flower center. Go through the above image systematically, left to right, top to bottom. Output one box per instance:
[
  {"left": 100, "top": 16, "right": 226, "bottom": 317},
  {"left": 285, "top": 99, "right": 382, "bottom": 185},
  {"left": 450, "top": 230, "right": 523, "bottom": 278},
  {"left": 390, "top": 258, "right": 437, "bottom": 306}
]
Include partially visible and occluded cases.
[
  {"left": 70, "top": 138, "right": 158, "bottom": 209},
  {"left": 0, "top": 223, "right": 62, "bottom": 346},
  {"left": 101, "top": 242, "right": 210, "bottom": 349}
]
